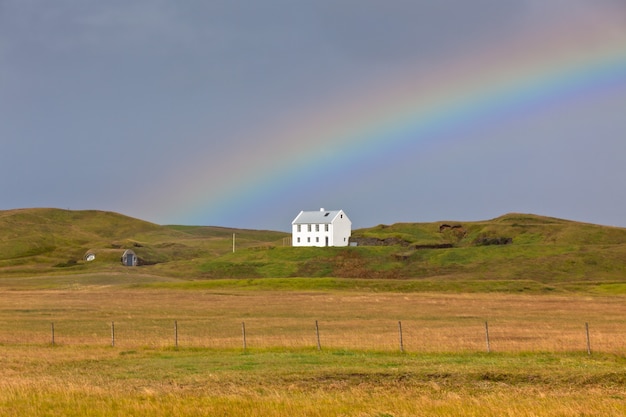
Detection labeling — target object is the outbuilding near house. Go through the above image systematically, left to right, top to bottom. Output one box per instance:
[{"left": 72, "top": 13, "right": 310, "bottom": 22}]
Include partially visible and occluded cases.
[
  {"left": 292, "top": 208, "right": 351, "bottom": 247},
  {"left": 121, "top": 249, "right": 138, "bottom": 266}
]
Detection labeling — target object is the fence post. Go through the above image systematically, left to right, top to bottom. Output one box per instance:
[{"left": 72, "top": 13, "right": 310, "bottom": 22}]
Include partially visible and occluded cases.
[
  {"left": 174, "top": 320, "right": 178, "bottom": 348},
  {"left": 315, "top": 320, "right": 321, "bottom": 351},
  {"left": 111, "top": 321, "right": 115, "bottom": 347},
  {"left": 398, "top": 321, "right": 404, "bottom": 353},
  {"left": 485, "top": 321, "right": 491, "bottom": 353},
  {"left": 51, "top": 322, "right": 55, "bottom": 346},
  {"left": 242, "top": 322, "right": 247, "bottom": 351},
  {"left": 585, "top": 322, "right": 591, "bottom": 355}
]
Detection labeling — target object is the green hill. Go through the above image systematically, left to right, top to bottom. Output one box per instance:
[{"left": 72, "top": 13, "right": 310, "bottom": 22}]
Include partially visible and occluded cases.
[
  {"left": 0, "top": 208, "right": 287, "bottom": 276},
  {"left": 1, "top": 209, "right": 626, "bottom": 289},
  {"left": 198, "top": 213, "right": 626, "bottom": 284},
  {"left": 347, "top": 213, "right": 626, "bottom": 282}
]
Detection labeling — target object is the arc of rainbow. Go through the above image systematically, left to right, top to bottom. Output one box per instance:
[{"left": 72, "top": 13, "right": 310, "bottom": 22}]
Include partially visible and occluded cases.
[{"left": 158, "top": 25, "right": 626, "bottom": 226}]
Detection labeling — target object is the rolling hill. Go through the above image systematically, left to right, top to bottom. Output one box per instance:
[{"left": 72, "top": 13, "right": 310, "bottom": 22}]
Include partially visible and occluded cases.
[
  {"left": 0, "top": 208, "right": 287, "bottom": 277},
  {"left": 1, "top": 208, "right": 626, "bottom": 288}
]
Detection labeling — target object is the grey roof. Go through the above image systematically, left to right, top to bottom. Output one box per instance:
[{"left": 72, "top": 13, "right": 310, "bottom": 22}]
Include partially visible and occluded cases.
[{"left": 292, "top": 209, "right": 344, "bottom": 224}]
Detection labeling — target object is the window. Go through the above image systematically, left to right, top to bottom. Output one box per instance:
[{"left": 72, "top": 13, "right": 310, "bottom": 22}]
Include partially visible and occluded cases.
[
  {"left": 307, "top": 224, "right": 312, "bottom": 232},
  {"left": 315, "top": 224, "right": 319, "bottom": 232},
  {"left": 325, "top": 224, "right": 329, "bottom": 232},
  {"left": 297, "top": 225, "right": 301, "bottom": 232},
  {"left": 297, "top": 237, "right": 300, "bottom": 243},
  {"left": 307, "top": 237, "right": 311, "bottom": 243},
  {"left": 316, "top": 237, "right": 319, "bottom": 242}
]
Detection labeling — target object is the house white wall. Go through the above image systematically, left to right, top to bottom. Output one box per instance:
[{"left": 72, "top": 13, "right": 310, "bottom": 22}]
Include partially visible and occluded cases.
[
  {"left": 291, "top": 209, "right": 351, "bottom": 247},
  {"left": 330, "top": 211, "right": 351, "bottom": 246}
]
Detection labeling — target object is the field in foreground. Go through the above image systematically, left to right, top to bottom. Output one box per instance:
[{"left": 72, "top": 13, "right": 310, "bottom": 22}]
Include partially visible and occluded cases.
[
  {"left": 1, "top": 283, "right": 625, "bottom": 416},
  {"left": 1, "top": 346, "right": 625, "bottom": 417}
]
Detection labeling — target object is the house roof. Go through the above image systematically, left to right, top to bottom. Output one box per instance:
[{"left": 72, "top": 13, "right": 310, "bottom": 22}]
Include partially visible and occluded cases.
[{"left": 292, "top": 209, "right": 347, "bottom": 225}]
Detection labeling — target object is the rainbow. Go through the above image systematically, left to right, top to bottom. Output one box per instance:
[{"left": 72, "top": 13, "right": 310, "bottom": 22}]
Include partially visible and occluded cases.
[{"left": 146, "top": 18, "right": 626, "bottom": 227}]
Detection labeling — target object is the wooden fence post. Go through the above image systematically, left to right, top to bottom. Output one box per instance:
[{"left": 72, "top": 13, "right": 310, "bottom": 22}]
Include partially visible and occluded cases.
[
  {"left": 174, "top": 320, "right": 178, "bottom": 348},
  {"left": 315, "top": 320, "right": 321, "bottom": 351},
  {"left": 111, "top": 321, "right": 115, "bottom": 347},
  {"left": 398, "top": 321, "right": 404, "bottom": 353},
  {"left": 485, "top": 321, "right": 491, "bottom": 353},
  {"left": 51, "top": 322, "right": 55, "bottom": 346},
  {"left": 242, "top": 322, "right": 247, "bottom": 351},
  {"left": 585, "top": 322, "right": 591, "bottom": 355}
]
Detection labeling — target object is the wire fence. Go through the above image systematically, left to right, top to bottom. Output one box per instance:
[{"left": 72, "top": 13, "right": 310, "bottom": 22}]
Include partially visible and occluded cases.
[{"left": 1, "top": 319, "right": 623, "bottom": 354}]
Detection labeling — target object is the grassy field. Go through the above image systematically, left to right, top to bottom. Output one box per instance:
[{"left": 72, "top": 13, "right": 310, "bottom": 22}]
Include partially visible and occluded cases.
[
  {"left": 1, "top": 209, "right": 626, "bottom": 415},
  {"left": 1, "top": 281, "right": 625, "bottom": 416},
  {"left": 1, "top": 286, "right": 625, "bottom": 353},
  {"left": 1, "top": 345, "right": 625, "bottom": 417}
]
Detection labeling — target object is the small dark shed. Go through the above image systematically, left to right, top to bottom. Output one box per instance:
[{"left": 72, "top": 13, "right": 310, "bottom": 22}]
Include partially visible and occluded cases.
[{"left": 121, "top": 249, "right": 138, "bottom": 266}]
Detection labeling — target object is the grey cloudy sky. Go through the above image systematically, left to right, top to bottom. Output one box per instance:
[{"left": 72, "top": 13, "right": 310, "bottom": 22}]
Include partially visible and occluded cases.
[{"left": 1, "top": 1, "right": 625, "bottom": 230}]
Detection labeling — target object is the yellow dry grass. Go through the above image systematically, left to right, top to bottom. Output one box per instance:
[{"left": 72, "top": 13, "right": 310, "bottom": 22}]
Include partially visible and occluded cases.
[
  {"left": 1, "top": 287, "right": 625, "bottom": 416},
  {"left": 1, "top": 289, "right": 624, "bottom": 352}
]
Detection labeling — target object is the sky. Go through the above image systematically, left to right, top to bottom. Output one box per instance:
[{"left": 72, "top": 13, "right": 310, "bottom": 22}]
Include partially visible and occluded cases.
[{"left": 1, "top": 1, "right": 625, "bottom": 231}]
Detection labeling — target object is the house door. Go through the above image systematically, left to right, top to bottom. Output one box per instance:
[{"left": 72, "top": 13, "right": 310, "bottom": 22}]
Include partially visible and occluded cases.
[{"left": 325, "top": 237, "right": 329, "bottom": 247}]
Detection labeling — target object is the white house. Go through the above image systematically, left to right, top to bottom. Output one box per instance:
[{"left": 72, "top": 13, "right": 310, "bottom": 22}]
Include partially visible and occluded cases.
[{"left": 292, "top": 208, "right": 351, "bottom": 247}]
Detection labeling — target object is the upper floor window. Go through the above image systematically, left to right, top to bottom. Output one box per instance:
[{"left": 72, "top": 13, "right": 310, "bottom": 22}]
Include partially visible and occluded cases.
[
  {"left": 307, "top": 224, "right": 312, "bottom": 232},
  {"left": 315, "top": 224, "right": 319, "bottom": 232},
  {"left": 297, "top": 225, "right": 301, "bottom": 232}
]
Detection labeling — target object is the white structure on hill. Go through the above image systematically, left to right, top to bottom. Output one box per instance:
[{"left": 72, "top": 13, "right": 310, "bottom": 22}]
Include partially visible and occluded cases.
[{"left": 292, "top": 208, "right": 351, "bottom": 247}]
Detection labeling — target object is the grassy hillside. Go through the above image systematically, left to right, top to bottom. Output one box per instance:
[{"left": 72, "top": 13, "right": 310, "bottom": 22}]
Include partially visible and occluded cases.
[
  {"left": 0, "top": 208, "right": 288, "bottom": 276},
  {"left": 1, "top": 209, "right": 626, "bottom": 288},
  {"left": 190, "top": 213, "right": 626, "bottom": 283},
  {"left": 353, "top": 213, "right": 626, "bottom": 246}
]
